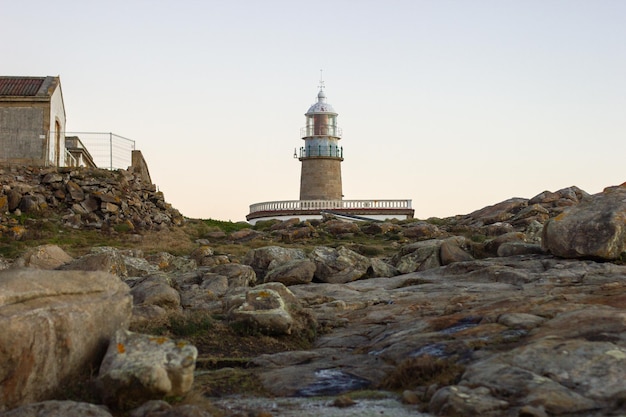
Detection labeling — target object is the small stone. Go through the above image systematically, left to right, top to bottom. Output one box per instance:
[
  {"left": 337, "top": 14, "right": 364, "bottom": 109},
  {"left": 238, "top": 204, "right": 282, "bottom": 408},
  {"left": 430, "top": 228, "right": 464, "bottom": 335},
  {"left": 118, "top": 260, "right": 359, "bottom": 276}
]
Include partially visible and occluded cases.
[
  {"left": 402, "top": 389, "right": 421, "bottom": 404},
  {"left": 332, "top": 395, "right": 356, "bottom": 408}
]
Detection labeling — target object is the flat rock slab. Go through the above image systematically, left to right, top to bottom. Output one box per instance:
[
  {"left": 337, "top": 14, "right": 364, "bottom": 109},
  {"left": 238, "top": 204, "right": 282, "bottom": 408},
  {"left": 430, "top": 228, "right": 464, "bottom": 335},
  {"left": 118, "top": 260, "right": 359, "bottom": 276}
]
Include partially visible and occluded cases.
[{"left": 0, "top": 269, "right": 132, "bottom": 410}]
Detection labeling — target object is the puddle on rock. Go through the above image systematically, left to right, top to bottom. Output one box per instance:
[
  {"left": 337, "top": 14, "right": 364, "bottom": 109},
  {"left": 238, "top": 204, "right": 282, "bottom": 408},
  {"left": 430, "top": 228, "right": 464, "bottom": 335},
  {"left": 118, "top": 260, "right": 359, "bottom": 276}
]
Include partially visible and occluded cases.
[{"left": 296, "top": 369, "right": 371, "bottom": 397}]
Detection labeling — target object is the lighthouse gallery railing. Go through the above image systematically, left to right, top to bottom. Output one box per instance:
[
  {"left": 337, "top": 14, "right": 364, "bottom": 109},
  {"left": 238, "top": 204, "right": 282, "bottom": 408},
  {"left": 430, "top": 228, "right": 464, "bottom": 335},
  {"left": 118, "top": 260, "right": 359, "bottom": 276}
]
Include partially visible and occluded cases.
[{"left": 249, "top": 199, "right": 412, "bottom": 214}]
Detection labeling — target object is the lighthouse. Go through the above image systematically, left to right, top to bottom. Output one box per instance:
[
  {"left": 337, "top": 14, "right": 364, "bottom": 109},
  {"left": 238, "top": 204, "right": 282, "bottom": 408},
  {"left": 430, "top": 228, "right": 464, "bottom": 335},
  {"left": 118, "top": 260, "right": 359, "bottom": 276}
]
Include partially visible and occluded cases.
[
  {"left": 246, "top": 80, "right": 414, "bottom": 224},
  {"left": 298, "top": 84, "right": 343, "bottom": 201}
]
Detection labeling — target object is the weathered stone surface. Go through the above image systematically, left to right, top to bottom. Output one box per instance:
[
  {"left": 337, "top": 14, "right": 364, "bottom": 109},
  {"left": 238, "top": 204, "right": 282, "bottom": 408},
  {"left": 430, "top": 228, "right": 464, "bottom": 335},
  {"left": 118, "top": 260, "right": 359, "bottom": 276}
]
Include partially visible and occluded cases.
[
  {"left": 0, "top": 167, "right": 184, "bottom": 234},
  {"left": 65, "top": 180, "right": 85, "bottom": 201},
  {"left": 542, "top": 184, "right": 626, "bottom": 259},
  {"left": 463, "top": 197, "right": 528, "bottom": 226},
  {"left": 322, "top": 220, "right": 360, "bottom": 236},
  {"left": 401, "top": 221, "right": 443, "bottom": 240},
  {"left": 439, "top": 237, "right": 473, "bottom": 265},
  {"left": 392, "top": 240, "right": 442, "bottom": 273},
  {"left": 496, "top": 242, "right": 544, "bottom": 257},
  {"left": 12, "top": 244, "right": 73, "bottom": 270},
  {"left": 243, "top": 246, "right": 307, "bottom": 280},
  {"left": 310, "top": 246, "right": 371, "bottom": 284},
  {"left": 61, "top": 248, "right": 128, "bottom": 277},
  {"left": 369, "top": 258, "right": 399, "bottom": 278},
  {"left": 263, "top": 259, "right": 316, "bottom": 285},
  {"left": 208, "top": 263, "right": 256, "bottom": 287},
  {"left": 0, "top": 269, "right": 132, "bottom": 410},
  {"left": 130, "top": 275, "right": 181, "bottom": 310},
  {"left": 228, "top": 283, "right": 298, "bottom": 335},
  {"left": 98, "top": 330, "right": 197, "bottom": 410},
  {"left": 429, "top": 385, "right": 509, "bottom": 416},
  {"left": 0, "top": 400, "right": 113, "bottom": 417},
  {"left": 128, "top": 401, "right": 214, "bottom": 417}
]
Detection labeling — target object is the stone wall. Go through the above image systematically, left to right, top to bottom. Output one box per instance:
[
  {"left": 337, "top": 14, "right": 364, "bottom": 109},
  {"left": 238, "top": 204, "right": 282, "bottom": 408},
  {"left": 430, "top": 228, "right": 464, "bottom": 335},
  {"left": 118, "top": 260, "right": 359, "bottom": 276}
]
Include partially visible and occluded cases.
[
  {"left": 299, "top": 157, "right": 342, "bottom": 200},
  {"left": 0, "top": 164, "right": 184, "bottom": 235}
]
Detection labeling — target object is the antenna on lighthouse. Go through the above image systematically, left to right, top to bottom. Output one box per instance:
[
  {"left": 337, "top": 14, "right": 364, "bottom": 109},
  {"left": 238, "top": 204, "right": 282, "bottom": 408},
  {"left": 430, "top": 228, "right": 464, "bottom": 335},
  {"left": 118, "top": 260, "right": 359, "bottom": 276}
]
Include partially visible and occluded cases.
[{"left": 319, "top": 69, "right": 325, "bottom": 91}]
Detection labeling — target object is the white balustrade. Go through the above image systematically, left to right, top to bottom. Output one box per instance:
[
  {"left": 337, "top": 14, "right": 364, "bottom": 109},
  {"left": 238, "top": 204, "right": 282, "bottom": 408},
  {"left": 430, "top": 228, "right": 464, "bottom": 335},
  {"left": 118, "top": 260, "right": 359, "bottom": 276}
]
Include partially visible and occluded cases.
[{"left": 249, "top": 199, "right": 413, "bottom": 214}]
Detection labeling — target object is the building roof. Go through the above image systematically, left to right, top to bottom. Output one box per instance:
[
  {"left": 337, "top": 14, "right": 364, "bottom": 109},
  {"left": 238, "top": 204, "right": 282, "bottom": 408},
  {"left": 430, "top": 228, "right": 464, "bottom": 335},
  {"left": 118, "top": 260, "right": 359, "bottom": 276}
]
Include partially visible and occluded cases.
[
  {"left": 0, "top": 76, "right": 57, "bottom": 97},
  {"left": 306, "top": 88, "right": 337, "bottom": 115}
]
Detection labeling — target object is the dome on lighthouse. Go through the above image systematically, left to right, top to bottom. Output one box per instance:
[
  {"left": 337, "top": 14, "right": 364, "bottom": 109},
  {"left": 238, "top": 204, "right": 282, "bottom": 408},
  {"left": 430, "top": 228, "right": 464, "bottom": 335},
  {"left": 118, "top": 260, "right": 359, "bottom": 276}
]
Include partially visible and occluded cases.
[{"left": 306, "top": 88, "right": 337, "bottom": 115}]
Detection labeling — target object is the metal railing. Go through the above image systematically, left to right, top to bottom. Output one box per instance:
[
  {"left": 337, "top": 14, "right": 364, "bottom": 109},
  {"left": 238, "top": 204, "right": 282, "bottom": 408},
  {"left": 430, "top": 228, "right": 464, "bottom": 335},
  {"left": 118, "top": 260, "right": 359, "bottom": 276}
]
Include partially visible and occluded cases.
[
  {"left": 63, "top": 132, "right": 135, "bottom": 170},
  {"left": 298, "top": 145, "right": 343, "bottom": 158},
  {"left": 249, "top": 199, "right": 413, "bottom": 214}
]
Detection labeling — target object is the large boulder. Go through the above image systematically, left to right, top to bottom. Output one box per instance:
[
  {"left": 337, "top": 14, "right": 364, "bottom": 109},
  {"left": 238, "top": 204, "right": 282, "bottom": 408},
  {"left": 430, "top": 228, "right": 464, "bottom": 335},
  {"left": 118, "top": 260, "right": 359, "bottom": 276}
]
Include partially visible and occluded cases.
[
  {"left": 542, "top": 184, "right": 626, "bottom": 260},
  {"left": 392, "top": 240, "right": 443, "bottom": 273},
  {"left": 11, "top": 244, "right": 73, "bottom": 270},
  {"left": 243, "top": 246, "right": 307, "bottom": 281},
  {"left": 309, "top": 246, "right": 371, "bottom": 284},
  {"left": 263, "top": 259, "right": 316, "bottom": 285},
  {"left": 0, "top": 269, "right": 132, "bottom": 410},
  {"left": 129, "top": 275, "right": 181, "bottom": 310},
  {"left": 227, "top": 283, "right": 299, "bottom": 335},
  {"left": 97, "top": 330, "right": 198, "bottom": 410},
  {"left": 0, "top": 401, "right": 113, "bottom": 417}
]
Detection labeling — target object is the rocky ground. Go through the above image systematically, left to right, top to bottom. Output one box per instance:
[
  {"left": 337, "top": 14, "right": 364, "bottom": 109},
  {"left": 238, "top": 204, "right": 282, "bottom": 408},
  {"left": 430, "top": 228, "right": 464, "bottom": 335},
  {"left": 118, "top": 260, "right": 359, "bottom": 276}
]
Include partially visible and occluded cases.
[{"left": 1, "top": 166, "right": 625, "bottom": 417}]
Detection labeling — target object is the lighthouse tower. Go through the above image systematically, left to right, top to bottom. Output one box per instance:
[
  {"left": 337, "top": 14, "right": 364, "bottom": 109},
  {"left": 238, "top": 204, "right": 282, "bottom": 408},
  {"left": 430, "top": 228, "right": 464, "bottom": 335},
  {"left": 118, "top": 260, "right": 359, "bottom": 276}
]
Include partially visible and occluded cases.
[
  {"left": 246, "top": 80, "right": 414, "bottom": 225},
  {"left": 298, "top": 83, "right": 343, "bottom": 200}
]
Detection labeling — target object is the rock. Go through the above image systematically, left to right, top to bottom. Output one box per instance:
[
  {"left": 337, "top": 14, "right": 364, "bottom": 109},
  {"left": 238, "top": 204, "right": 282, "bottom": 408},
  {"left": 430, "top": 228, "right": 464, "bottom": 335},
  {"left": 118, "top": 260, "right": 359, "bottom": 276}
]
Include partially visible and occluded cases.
[
  {"left": 0, "top": 167, "right": 184, "bottom": 234},
  {"left": 65, "top": 180, "right": 85, "bottom": 201},
  {"left": 542, "top": 184, "right": 626, "bottom": 259},
  {"left": 529, "top": 186, "right": 591, "bottom": 207},
  {"left": 18, "top": 195, "right": 43, "bottom": 214},
  {"left": 462, "top": 197, "right": 528, "bottom": 226},
  {"left": 510, "top": 203, "right": 550, "bottom": 226},
  {"left": 323, "top": 220, "right": 360, "bottom": 236},
  {"left": 402, "top": 221, "right": 443, "bottom": 240},
  {"left": 360, "top": 222, "right": 400, "bottom": 235},
  {"left": 229, "top": 228, "right": 261, "bottom": 242},
  {"left": 482, "top": 232, "right": 526, "bottom": 256},
  {"left": 440, "top": 237, "right": 474, "bottom": 265},
  {"left": 392, "top": 240, "right": 442, "bottom": 273},
  {"left": 496, "top": 242, "right": 544, "bottom": 257},
  {"left": 12, "top": 244, "right": 73, "bottom": 269},
  {"left": 189, "top": 246, "right": 214, "bottom": 266},
  {"left": 243, "top": 246, "right": 307, "bottom": 281},
  {"left": 310, "top": 246, "right": 371, "bottom": 284},
  {"left": 61, "top": 248, "right": 128, "bottom": 277},
  {"left": 369, "top": 258, "right": 399, "bottom": 278},
  {"left": 263, "top": 259, "right": 316, "bottom": 285},
  {"left": 209, "top": 263, "right": 257, "bottom": 287},
  {"left": 0, "top": 269, "right": 132, "bottom": 409},
  {"left": 130, "top": 275, "right": 181, "bottom": 310},
  {"left": 228, "top": 283, "right": 297, "bottom": 335},
  {"left": 131, "top": 304, "right": 169, "bottom": 328},
  {"left": 497, "top": 312, "right": 545, "bottom": 330},
  {"left": 97, "top": 329, "right": 197, "bottom": 410},
  {"left": 429, "top": 385, "right": 509, "bottom": 416},
  {"left": 0, "top": 400, "right": 113, "bottom": 417},
  {"left": 129, "top": 401, "right": 214, "bottom": 417}
]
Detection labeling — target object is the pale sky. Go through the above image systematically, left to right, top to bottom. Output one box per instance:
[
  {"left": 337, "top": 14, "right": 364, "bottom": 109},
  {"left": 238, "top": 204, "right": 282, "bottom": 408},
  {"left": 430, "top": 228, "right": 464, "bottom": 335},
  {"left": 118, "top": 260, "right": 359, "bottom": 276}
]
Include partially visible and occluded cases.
[{"left": 3, "top": 1, "right": 625, "bottom": 221}]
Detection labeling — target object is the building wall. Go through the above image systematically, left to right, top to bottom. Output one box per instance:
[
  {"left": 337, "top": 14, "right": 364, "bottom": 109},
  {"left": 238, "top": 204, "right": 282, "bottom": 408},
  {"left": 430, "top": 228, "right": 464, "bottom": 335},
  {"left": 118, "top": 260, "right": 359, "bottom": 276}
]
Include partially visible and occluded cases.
[
  {"left": 0, "top": 78, "right": 66, "bottom": 167},
  {"left": 48, "top": 85, "right": 66, "bottom": 166},
  {"left": 0, "top": 105, "right": 47, "bottom": 165},
  {"left": 299, "top": 157, "right": 342, "bottom": 200}
]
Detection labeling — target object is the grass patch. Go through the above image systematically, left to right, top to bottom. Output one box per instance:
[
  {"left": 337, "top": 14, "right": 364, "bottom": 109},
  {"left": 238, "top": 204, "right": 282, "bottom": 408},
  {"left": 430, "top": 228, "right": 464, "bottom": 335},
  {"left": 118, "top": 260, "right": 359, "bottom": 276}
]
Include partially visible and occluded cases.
[
  {"left": 201, "top": 218, "right": 251, "bottom": 234},
  {"left": 131, "top": 310, "right": 215, "bottom": 342},
  {"left": 378, "top": 355, "right": 464, "bottom": 391},
  {"left": 195, "top": 368, "right": 269, "bottom": 397}
]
